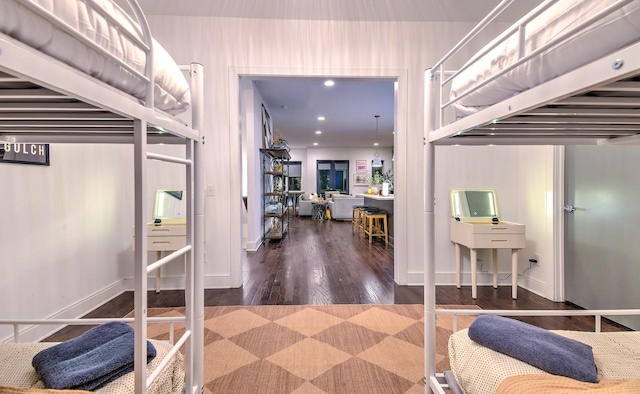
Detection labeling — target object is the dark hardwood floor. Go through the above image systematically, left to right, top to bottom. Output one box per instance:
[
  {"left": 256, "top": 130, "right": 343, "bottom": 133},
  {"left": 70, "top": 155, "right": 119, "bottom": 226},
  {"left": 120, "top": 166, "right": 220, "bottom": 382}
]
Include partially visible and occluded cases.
[{"left": 46, "top": 214, "right": 628, "bottom": 341}]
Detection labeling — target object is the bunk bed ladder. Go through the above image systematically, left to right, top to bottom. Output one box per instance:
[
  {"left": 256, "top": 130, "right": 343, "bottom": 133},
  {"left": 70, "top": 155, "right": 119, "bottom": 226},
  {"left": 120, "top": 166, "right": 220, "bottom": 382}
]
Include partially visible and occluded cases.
[{"left": 133, "top": 62, "right": 204, "bottom": 394}]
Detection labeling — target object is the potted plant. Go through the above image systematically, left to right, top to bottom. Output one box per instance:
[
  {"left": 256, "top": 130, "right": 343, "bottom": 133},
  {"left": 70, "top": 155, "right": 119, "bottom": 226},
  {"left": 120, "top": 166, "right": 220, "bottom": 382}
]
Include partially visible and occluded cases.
[
  {"left": 271, "top": 129, "right": 290, "bottom": 151},
  {"left": 380, "top": 168, "right": 394, "bottom": 195},
  {"left": 364, "top": 169, "right": 393, "bottom": 195},
  {"left": 363, "top": 172, "right": 383, "bottom": 194}
]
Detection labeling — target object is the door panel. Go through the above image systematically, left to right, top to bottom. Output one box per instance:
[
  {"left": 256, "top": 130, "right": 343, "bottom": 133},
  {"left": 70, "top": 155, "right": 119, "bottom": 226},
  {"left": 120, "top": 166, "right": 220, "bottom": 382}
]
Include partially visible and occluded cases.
[{"left": 565, "top": 146, "right": 640, "bottom": 330}]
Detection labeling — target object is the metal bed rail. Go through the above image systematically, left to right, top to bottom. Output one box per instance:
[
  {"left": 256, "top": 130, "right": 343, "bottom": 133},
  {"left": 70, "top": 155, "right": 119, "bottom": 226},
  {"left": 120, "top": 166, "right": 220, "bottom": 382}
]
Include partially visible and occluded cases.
[
  {"left": 429, "top": 0, "right": 635, "bottom": 130},
  {"left": 436, "top": 308, "right": 640, "bottom": 333},
  {"left": 0, "top": 316, "right": 185, "bottom": 344}
]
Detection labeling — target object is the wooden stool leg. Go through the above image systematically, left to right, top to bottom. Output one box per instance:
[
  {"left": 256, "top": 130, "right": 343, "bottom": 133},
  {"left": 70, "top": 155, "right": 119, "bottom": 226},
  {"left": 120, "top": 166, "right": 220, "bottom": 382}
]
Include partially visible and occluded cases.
[
  {"left": 362, "top": 213, "right": 368, "bottom": 239},
  {"left": 383, "top": 216, "right": 388, "bottom": 244}
]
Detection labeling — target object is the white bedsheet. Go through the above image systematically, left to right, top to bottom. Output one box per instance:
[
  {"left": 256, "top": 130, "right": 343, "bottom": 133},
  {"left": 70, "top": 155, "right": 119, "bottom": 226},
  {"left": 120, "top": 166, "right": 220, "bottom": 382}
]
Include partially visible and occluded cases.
[
  {"left": 0, "top": 0, "right": 190, "bottom": 115},
  {"left": 450, "top": 0, "right": 640, "bottom": 117},
  {"left": 449, "top": 329, "right": 640, "bottom": 394}
]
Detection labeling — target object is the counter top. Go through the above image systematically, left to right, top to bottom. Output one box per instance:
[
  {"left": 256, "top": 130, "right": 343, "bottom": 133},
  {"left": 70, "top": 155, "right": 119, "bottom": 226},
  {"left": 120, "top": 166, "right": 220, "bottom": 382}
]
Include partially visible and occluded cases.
[{"left": 358, "top": 194, "right": 394, "bottom": 201}]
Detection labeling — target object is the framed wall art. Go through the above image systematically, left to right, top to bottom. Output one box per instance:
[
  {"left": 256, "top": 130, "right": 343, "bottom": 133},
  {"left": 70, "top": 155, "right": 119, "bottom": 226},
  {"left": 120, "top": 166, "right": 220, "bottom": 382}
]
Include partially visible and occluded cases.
[
  {"left": 262, "top": 104, "right": 273, "bottom": 148},
  {"left": 0, "top": 143, "right": 49, "bottom": 166},
  {"left": 356, "top": 160, "right": 367, "bottom": 173},
  {"left": 353, "top": 173, "right": 368, "bottom": 186}
]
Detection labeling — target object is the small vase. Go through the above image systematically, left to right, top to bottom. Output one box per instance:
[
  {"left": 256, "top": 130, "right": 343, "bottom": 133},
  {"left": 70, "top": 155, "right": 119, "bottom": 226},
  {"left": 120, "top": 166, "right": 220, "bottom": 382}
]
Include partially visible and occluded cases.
[{"left": 382, "top": 182, "right": 389, "bottom": 196}]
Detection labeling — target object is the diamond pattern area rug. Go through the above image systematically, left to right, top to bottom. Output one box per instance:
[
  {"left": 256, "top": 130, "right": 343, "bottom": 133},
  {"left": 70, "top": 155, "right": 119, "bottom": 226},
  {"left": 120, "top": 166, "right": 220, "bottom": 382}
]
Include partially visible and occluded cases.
[{"left": 144, "top": 304, "right": 478, "bottom": 394}]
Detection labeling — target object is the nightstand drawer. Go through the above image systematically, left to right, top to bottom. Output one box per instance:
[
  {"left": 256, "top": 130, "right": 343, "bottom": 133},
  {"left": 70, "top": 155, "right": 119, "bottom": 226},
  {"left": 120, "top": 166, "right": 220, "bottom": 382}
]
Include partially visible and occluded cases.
[
  {"left": 468, "top": 222, "right": 524, "bottom": 234},
  {"left": 132, "top": 224, "right": 187, "bottom": 252},
  {"left": 147, "top": 225, "right": 186, "bottom": 236},
  {"left": 470, "top": 234, "right": 526, "bottom": 249},
  {"left": 147, "top": 236, "right": 187, "bottom": 251}
]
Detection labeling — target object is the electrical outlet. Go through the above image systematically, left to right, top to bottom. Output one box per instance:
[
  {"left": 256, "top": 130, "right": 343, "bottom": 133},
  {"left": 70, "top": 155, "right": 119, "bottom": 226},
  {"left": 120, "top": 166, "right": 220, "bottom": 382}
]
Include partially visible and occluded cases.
[{"left": 533, "top": 253, "right": 541, "bottom": 266}]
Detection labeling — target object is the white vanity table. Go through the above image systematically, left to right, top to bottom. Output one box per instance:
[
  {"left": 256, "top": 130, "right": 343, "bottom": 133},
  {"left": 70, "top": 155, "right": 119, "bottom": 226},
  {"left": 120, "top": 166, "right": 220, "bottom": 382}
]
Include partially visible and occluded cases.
[
  {"left": 132, "top": 190, "right": 187, "bottom": 293},
  {"left": 449, "top": 190, "right": 525, "bottom": 299}
]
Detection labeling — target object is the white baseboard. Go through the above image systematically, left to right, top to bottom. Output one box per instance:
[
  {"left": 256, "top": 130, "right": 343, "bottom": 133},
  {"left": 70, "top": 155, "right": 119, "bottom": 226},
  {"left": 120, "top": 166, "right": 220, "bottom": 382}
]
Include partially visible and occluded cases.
[
  {"left": 245, "top": 236, "right": 262, "bottom": 252},
  {"left": 407, "top": 271, "right": 548, "bottom": 298},
  {"left": 407, "top": 271, "right": 426, "bottom": 286},
  {"left": 3, "top": 272, "right": 235, "bottom": 343},
  {"left": 203, "top": 274, "right": 233, "bottom": 288},
  {"left": 518, "top": 275, "right": 547, "bottom": 298},
  {"left": 3, "top": 280, "right": 128, "bottom": 343}
]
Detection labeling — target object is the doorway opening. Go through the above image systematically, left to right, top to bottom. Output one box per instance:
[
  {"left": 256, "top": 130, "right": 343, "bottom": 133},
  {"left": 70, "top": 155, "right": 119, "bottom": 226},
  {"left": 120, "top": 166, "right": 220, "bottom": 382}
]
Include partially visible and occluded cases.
[{"left": 229, "top": 67, "right": 409, "bottom": 293}]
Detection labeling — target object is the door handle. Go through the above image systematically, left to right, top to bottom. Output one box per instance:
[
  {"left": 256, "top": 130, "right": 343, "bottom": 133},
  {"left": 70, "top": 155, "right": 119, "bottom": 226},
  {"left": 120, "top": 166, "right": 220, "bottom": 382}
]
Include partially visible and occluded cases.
[{"left": 563, "top": 204, "right": 576, "bottom": 212}]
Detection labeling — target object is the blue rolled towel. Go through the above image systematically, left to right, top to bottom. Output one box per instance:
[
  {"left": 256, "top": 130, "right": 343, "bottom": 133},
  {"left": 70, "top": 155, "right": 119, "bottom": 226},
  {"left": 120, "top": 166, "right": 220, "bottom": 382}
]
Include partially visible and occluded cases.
[
  {"left": 468, "top": 315, "right": 597, "bottom": 383},
  {"left": 32, "top": 321, "right": 156, "bottom": 391}
]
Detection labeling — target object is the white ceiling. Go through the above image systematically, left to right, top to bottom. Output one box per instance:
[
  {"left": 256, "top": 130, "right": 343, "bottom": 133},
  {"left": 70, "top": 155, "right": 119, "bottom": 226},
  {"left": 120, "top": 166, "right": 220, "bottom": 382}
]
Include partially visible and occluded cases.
[
  {"left": 134, "top": 0, "right": 542, "bottom": 148},
  {"left": 135, "top": 0, "right": 539, "bottom": 22},
  {"left": 253, "top": 78, "right": 395, "bottom": 148}
]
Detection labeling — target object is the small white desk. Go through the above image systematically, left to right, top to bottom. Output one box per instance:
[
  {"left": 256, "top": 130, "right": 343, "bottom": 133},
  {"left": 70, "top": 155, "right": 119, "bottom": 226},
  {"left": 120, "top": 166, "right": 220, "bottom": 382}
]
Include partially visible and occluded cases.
[
  {"left": 450, "top": 218, "right": 525, "bottom": 299},
  {"left": 133, "top": 223, "right": 186, "bottom": 293}
]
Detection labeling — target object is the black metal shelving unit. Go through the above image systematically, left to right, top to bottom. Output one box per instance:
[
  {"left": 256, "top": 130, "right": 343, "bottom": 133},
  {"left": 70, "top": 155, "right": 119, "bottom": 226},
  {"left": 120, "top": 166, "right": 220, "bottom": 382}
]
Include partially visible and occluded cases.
[{"left": 260, "top": 148, "right": 290, "bottom": 241}]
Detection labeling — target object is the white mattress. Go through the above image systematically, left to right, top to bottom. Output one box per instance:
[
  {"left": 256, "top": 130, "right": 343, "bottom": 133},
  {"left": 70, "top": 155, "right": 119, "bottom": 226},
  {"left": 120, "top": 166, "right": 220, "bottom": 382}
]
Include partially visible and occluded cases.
[
  {"left": 0, "top": 0, "right": 190, "bottom": 115},
  {"left": 450, "top": 0, "right": 640, "bottom": 117},
  {"left": 448, "top": 329, "right": 640, "bottom": 394},
  {"left": 0, "top": 340, "right": 184, "bottom": 393}
]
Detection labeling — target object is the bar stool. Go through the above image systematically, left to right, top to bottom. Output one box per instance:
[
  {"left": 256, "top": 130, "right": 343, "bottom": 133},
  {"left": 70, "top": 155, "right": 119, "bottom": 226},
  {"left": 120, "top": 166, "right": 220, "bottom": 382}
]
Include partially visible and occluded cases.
[
  {"left": 351, "top": 205, "right": 367, "bottom": 232},
  {"left": 357, "top": 207, "right": 379, "bottom": 237},
  {"left": 363, "top": 209, "right": 388, "bottom": 244}
]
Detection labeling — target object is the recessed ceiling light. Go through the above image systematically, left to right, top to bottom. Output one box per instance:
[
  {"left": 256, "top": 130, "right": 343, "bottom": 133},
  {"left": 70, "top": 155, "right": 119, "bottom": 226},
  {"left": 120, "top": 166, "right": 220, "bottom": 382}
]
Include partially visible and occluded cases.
[
  {"left": 324, "top": 80, "right": 335, "bottom": 87},
  {"left": 317, "top": 116, "right": 325, "bottom": 121},
  {"left": 315, "top": 130, "right": 322, "bottom": 134},
  {"left": 313, "top": 142, "right": 319, "bottom": 146},
  {"left": 374, "top": 142, "right": 379, "bottom": 146}
]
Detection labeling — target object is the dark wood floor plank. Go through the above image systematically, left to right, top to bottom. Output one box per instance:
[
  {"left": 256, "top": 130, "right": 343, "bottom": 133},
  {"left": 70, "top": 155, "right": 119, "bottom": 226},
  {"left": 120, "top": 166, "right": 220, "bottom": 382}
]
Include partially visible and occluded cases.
[{"left": 44, "top": 214, "right": 630, "bottom": 341}]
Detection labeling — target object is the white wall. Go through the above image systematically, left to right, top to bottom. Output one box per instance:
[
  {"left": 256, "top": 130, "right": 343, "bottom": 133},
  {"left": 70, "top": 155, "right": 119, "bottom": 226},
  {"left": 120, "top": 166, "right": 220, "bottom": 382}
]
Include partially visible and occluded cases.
[
  {"left": 242, "top": 80, "right": 270, "bottom": 251},
  {"left": 0, "top": 143, "right": 186, "bottom": 341},
  {"left": 434, "top": 145, "right": 555, "bottom": 299}
]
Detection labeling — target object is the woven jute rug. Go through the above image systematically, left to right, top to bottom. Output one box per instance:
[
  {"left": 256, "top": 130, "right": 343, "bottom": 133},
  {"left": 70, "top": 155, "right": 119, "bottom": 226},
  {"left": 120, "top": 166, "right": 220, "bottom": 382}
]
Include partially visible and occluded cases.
[{"left": 144, "top": 304, "right": 478, "bottom": 394}]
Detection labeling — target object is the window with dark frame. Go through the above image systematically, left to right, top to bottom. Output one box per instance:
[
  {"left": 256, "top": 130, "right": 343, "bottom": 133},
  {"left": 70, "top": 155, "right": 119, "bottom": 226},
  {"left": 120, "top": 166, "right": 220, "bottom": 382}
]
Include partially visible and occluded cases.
[
  {"left": 317, "top": 160, "right": 349, "bottom": 195},
  {"left": 287, "top": 161, "right": 302, "bottom": 191}
]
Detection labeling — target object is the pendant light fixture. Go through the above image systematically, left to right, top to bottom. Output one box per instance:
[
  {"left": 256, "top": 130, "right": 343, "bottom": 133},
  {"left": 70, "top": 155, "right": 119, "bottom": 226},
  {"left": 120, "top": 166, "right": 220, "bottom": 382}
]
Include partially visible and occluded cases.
[{"left": 372, "top": 114, "right": 383, "bottom": 168}]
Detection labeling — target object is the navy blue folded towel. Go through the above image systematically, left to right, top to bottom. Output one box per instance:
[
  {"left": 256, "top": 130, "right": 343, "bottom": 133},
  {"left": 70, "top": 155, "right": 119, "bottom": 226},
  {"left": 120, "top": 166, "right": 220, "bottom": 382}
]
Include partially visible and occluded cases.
[
  {"left": 468, "top": 315, "right": 597, "bottom": 383},
  {"left": 32, "top": 321, "right": 156, "bottom": 391}
]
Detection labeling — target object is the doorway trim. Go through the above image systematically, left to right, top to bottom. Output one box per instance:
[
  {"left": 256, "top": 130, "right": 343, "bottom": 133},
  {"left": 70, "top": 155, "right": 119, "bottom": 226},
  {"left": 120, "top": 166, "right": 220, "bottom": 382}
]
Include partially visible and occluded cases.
[
  {"left": 228, "top": 66, "right": 409, "bottom": 288},
  {"left": 552, "top": 145, "right": 565, "bottom": 302}
]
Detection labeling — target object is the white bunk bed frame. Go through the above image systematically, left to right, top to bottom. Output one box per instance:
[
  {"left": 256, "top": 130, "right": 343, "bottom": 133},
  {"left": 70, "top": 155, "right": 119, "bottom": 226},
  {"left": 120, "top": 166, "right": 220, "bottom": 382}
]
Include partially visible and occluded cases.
[
  {"left": 424, "top": 0, "right": 640, "bottom": 393},
  {"left": 0, "top": 1, "right": 204, "bottom": 394}
]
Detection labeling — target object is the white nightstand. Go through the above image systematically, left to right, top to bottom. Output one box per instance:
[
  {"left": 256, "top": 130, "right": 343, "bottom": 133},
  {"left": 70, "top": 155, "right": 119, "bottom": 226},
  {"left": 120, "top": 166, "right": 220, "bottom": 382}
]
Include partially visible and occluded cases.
[
  {"left": 450, "top": 218, "right": 525, "bottom": 299},
  {"left": 132, "top": 223, "right": 186, "bottom": 293}
]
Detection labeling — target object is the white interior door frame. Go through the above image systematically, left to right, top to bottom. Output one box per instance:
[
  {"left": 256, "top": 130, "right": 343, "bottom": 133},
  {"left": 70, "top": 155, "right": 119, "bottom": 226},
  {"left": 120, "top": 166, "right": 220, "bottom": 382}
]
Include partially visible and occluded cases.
[
  {"left": 228, "top": 66, "right": 409, "bottom": 288},
  {"left": 552, "top": 145, "right": 565, "bottom": 302}
]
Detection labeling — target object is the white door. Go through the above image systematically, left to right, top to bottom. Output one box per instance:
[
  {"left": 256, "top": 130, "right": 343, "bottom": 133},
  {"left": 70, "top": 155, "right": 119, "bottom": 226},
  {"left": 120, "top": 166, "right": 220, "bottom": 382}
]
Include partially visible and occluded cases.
[{"left": 564, "top": 145, "right": 640, "bottom": 330}]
